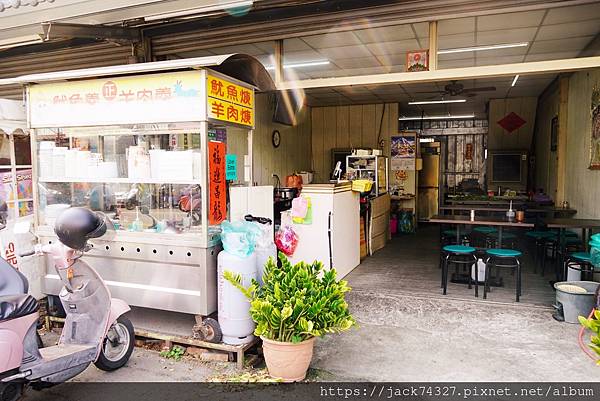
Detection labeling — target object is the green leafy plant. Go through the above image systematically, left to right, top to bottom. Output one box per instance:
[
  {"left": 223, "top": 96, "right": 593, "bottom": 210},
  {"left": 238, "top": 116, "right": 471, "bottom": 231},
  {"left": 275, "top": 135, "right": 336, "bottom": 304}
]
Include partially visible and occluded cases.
[
  {"left": 224, "top": 253, "right": 356, "bottom": 344},
  {"left": 579, "top": 310, "right": 600, "bottom": 365},
  {"left": 160, "top": 345, "right": 186, "bottom": 361}
]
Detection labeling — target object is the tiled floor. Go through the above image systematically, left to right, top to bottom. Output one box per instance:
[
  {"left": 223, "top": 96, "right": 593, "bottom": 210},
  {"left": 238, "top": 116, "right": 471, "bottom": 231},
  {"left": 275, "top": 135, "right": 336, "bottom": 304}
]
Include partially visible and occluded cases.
[{"left": 346, "top": 224, "right": 557, "bottom": 306}]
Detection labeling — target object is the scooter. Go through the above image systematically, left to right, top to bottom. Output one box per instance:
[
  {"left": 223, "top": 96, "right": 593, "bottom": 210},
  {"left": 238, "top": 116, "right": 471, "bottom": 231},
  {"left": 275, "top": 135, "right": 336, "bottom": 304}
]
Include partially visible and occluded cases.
[{"left": 0, "top": 207, "right": 134, "bottom": 401}]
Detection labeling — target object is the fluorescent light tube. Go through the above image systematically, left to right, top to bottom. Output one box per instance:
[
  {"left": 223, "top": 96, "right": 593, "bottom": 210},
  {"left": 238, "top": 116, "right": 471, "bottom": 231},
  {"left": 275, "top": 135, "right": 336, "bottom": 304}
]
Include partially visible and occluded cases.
[
  {"left": 145, "top": 0, "right": 254, "bottom": 21},
  {"left": 0, "top": 34, "right": 44, "bottom": 50},
  {"left": 438, "top": 42, "right": 528, "bottom": 55},
  {"left": 264, "top": 60, "right": 330, "bottom": 70},
  {"left": 511, "top": 75, "right": 520, "bottom": 87},
  {"left": 408, "top": 99, "right": 467, "bottom": 105},
  {"left": 398, "top": 114, "right": 475, "bottom": 121}
]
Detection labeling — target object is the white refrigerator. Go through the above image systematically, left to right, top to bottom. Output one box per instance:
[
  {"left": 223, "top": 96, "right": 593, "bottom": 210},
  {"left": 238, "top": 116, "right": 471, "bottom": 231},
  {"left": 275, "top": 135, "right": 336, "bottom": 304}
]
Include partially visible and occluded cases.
[{"left": 288, "top": 182, "right": 360, "bottom": 278}]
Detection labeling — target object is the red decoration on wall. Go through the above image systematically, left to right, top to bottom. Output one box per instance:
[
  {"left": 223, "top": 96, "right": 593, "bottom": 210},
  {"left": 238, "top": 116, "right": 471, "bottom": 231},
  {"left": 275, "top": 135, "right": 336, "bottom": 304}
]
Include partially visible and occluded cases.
[
  {"left": 497, "top": 112, "right": 526, "bottom": 133},
  {"left": 208, "top": 141, "right": 227, "bottom": 225}
]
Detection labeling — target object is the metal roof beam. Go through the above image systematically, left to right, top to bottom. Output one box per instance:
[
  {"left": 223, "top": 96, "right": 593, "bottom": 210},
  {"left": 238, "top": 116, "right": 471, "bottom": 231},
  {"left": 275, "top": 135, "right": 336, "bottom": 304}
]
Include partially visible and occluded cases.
[
  {"left": 42, "top": 22, "right": 141, "bottom": 43},
  {"left": 278, "top": 56, "right": 600, "bottom": 90}
]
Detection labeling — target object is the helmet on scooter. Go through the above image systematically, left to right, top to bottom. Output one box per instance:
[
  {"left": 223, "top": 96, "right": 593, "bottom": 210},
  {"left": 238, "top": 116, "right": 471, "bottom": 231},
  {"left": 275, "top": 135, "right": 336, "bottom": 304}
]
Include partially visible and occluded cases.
[{"left": 54, "top": 207, "right": 107, "bottom": 250}]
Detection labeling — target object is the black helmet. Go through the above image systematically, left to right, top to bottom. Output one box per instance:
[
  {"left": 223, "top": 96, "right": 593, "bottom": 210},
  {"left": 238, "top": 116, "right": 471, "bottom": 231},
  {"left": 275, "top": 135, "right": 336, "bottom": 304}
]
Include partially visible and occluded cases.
[{"left": 54, "top": 207, "right": 107, "bottom": 250}]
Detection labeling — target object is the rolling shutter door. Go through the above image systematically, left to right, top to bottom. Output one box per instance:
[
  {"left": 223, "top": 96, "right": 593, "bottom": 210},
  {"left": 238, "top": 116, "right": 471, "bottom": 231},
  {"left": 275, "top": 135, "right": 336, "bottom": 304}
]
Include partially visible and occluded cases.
[{"left": 0, "top": 42, "right": 132, "bottom": 100}]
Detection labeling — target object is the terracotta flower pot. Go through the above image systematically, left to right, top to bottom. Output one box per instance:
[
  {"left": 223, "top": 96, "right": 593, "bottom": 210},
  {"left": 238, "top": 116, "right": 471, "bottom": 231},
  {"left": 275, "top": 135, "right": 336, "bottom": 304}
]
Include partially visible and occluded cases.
[{"left": 260, "top": 336, "right": 316, "bottom": 382}]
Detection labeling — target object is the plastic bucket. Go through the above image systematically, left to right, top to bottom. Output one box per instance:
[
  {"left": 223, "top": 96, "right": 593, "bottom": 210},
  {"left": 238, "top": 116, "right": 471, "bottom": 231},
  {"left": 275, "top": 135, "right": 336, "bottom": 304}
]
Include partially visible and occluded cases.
[{"left": 553, "top": 281, "right": 599, "bottom": 324}]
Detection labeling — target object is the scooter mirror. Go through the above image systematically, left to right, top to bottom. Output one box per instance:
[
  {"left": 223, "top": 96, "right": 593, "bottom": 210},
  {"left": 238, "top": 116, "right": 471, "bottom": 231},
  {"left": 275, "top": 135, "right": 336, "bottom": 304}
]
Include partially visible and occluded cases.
[{"left": 13, "top": 221, "right": 31, "bottom": 234}]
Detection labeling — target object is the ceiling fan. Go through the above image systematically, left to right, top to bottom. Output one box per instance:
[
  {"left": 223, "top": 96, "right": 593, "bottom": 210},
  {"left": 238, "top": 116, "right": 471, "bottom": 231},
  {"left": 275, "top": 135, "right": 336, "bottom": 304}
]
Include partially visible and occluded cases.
[{"left": 416, "top": 80, "right": 496, "bottom": 98}]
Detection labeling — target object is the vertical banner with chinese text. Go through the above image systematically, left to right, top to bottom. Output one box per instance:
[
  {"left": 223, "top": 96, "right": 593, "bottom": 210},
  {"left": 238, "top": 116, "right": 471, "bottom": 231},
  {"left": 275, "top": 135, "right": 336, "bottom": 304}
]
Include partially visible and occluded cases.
[{"left": 209, "top": 141, "right": 227, "bottom": 225}]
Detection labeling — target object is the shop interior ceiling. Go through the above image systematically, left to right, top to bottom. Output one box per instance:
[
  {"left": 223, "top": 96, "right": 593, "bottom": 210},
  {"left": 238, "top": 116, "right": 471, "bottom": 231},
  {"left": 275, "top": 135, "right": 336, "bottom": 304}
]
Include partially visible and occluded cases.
[
  {"left": 0, "top": 0, "right": 599, "bottom": 112},
  {"left": 157, "top": 3, "right": 600, "bottom": 113}
]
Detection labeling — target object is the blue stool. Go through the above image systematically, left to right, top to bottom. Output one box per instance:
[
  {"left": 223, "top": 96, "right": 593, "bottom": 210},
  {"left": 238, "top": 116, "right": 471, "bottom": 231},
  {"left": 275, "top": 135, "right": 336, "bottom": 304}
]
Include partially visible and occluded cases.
[
  {"left": 472, "top": 226, "right": 498, "bottom": 247},
  {"left": 441, "top": 229, "right": 470, "bottom": 246},
  {"left": 526, "top": 230, "right": 554, "bottom": 273},
  {"left": 485, "top": 232, "right": 517, "bottom": 249},
  {"left": 441, "top": 245, "right": 478, "bottom": 297},
  {"left": 484, "top": 248, "right": 523, "bottom": 302},
  {"left": 564, "top": 252, "right": 594, "bottom": 281}
]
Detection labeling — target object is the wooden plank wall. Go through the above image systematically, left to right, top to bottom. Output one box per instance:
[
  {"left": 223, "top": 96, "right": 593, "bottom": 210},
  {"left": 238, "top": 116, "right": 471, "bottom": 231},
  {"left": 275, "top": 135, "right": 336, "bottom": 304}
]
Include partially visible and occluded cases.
[
  {"left": 563, "top": 68, "right": 600, "bottom": 218},
  {"left": 532, "top": 79, "right": 560, "bottom": 197},
  {"left": 240, "top": 94, "right": 312, "bottom": 186},
  {"left": 488, "top": 97, "right": 538, "bottom": 151},
  {"left": 311, "top": 103, "right": 398, "bottom": 182},
  {"left": 445, "top": 134, "right": 485, "bottom": 188}
]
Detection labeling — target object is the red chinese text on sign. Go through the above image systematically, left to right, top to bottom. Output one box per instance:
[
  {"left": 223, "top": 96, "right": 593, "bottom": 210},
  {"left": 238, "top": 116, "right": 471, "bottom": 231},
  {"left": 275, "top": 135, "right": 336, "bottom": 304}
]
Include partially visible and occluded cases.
[
  {"left": 102, "top": 81, "right": 118, "bottom": 101},
  {"left": 208, "top": 141, "right": 227, "bottom": 225}
]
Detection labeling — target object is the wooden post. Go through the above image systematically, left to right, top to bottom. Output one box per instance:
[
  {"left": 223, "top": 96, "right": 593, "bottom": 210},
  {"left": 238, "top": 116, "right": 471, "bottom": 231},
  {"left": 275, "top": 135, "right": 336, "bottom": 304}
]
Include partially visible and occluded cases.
[
  {"left": 428, "top": 21, "right": 438, "bottom": 71},
  {"left": 275, "top": 39, "right": 284, "bottom": 86},
  {"left": 556, "top": 75, "right": 569, "bottom": 204}
]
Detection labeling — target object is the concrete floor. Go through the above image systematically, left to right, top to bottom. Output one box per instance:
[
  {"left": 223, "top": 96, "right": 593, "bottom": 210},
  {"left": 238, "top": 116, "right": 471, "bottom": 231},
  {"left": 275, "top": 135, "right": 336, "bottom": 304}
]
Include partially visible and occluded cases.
[
  {"left": 347, "top": 224, "right": 557, "bottom": 306},
  {"left": 312, "top": 225, "right": 599, "bottom": 381},
  {"left": 313, "top": 289, "right": 599, "bottom": 381}
]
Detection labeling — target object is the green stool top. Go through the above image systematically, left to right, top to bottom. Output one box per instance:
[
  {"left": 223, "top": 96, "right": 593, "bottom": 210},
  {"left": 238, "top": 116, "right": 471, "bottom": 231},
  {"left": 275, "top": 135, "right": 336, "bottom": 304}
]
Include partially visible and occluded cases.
[
  {"left": 473, "top": 226, "right": 497, "bottom": 234},
  {"left": 442, "top": 229, "right": 460, "bottom": 236},
  {"left": 526, "top": 231, "right": 553, "bottom": 239},
  {"left": 565, "top": 231, "right": 579, "bottom": 238},
  {"left": 487, "top": 232, "right": 517, "bottom": 240},
  {"left": 565, "top": 238, "right": 582, "bottom": 245},
  {"left": 443, "top": 245, "right": 476, "bottom": 253},
  {"left": 486, "top": 248, "right": 522, "bottom": 257},
  {"left": 571, "top": 252, "right": 591, "bottom": 262}
]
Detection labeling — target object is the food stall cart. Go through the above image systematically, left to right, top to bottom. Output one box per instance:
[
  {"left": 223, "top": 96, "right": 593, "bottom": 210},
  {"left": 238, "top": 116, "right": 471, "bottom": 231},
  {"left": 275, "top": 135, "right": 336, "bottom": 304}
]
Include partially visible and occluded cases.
[
  {"left": 3, "top": 55, "right": 275, "bottom": 340},
  {"left": 0, "top": 99, "right": 43, "bottom": 299}
]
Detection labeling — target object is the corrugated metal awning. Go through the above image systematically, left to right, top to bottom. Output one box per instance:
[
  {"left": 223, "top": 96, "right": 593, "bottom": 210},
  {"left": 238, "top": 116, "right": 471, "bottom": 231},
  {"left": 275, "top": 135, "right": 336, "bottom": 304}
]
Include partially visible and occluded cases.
[{"left": 0, "top": 53, "right": 276, "bottom": 92}]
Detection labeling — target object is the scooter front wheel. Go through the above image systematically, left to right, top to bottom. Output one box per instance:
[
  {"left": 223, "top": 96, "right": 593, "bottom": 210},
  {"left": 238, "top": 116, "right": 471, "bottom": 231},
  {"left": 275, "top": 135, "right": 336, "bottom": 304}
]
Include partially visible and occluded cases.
[{"left": 95, "top": 315, "right": 135, "bottom": 371}]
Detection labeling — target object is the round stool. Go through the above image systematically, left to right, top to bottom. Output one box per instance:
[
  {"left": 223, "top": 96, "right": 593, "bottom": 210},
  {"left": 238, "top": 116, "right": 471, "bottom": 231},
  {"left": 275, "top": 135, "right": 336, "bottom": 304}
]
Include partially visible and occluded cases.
[
  {"left": 472, "top": 226, "right": 497, "bottom": 247},
  {"left": 441, "top": 229, "right": 470, "bottom": 246},
  {"left": 526, "top": 231, "right": 555, "bottom": 273},
  {"left": 485, "top": 232, "right": 517, "bottom": 249},
  {"left": 441, "top": 245, "right": 478, "bottom": 297},
  {"left": 484, "top": 248, "right": 523, "bottom": 302},
  {"left": 564, "top": 252, "right": 594, "bottom": 281}
]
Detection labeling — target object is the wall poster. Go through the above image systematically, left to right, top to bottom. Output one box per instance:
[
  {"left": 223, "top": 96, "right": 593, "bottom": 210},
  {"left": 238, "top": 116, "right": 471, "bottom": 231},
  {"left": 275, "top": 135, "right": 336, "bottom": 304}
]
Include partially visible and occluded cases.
[
  {"left": 590, "top": 86, "right": 600, "bottom": 169},
  {"left": 391, "top": 136, "right": 416, "bottom": 171}
]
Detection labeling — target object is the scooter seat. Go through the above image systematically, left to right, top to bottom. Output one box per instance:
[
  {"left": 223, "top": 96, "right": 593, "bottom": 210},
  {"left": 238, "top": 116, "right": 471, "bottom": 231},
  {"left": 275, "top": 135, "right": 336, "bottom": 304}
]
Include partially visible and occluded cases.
[{"left": 0, "top": 294, "right": 38, "bottom": 321}]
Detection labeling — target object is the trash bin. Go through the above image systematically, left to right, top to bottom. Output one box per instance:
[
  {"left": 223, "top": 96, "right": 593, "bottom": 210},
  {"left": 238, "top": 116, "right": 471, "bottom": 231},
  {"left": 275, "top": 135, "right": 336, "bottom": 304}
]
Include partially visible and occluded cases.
[{"left": 553, "top": 281, "right": 600, "bottom": 323}]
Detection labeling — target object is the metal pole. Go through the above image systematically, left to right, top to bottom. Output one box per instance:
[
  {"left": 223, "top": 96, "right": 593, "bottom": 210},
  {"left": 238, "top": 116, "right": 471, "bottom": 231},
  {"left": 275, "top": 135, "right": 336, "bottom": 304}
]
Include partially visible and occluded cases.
[{"left": 428, "top": 21, "right": 438, "bottom": 71}]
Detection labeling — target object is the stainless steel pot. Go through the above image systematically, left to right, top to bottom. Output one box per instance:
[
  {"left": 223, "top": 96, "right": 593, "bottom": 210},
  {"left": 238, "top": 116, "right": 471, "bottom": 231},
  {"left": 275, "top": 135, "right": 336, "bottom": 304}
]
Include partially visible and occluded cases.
[{"left": 274, "top": 187, "right": 298, "bottom": 200}]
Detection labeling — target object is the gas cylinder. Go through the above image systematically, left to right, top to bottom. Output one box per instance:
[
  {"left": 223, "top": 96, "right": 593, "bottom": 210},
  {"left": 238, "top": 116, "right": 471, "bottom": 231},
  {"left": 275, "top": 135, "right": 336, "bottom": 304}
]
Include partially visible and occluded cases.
[{"left": 217, "top": 250, "right": 257, "bottom": 345}]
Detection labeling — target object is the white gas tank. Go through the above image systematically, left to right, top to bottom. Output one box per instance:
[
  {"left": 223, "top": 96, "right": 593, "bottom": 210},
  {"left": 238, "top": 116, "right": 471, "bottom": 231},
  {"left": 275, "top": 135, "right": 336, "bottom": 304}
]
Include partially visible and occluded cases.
[
  {"left": 255, "top": 243, "right": 277, "bottom": 286},
  {"left": 217, "top": 250, "right": 257, "bottom": 345}
]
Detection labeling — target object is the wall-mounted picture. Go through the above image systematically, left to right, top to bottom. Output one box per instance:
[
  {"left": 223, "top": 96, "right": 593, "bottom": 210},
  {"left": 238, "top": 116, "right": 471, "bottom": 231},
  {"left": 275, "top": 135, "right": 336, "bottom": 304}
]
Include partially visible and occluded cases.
[
  {"left": 406, "top": 50, "right": 429, "bottom": 72},
  {"left": 590, "top": 87, "right": 600, "bottom": 169},
  {"left": 550, "top": 116, "right": 558, "bottom": 152},
  {"left": 391, "top": 136, "right": 416, "bottom": 171}
]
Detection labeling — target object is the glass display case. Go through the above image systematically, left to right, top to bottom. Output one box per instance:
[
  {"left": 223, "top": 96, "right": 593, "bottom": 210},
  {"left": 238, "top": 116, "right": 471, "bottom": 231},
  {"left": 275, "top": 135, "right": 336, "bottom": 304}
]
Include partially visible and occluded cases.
[
  {"left": 23, "top": 66, "right": 258, "bottom": 320},
  {"left": 346, "top": 155, "right": 389, "bottom": 197}
]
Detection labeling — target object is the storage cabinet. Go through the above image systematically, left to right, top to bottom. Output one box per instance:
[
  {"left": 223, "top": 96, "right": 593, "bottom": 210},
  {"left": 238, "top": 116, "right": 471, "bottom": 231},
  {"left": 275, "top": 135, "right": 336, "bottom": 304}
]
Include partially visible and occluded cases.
[{"left": 346, "top": 155, "right": 389, "bottom": 197}]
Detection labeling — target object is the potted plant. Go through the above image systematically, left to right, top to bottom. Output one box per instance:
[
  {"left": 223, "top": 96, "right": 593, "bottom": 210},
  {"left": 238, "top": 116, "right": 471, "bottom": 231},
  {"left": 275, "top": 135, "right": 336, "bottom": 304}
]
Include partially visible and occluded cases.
[
  {"left": 224, "top": 253, "right": 355, "bottom": 382},
  {"left": 579, "top": 310, "right": 600, "bottom": 365}
]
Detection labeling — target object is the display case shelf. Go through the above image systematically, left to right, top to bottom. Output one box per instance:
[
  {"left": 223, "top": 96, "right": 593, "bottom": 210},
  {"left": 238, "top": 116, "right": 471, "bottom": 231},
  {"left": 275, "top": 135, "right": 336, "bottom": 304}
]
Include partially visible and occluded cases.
[{"left": 39, "top": 177, "right": 201, "bottom": 185}]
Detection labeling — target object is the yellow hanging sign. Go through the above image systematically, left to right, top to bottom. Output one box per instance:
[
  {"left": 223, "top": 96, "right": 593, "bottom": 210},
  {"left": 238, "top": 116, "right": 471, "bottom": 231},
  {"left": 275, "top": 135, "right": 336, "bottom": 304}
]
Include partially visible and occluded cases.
[{"left": 206, "top": 73, "right": 254, "bottom": 127}]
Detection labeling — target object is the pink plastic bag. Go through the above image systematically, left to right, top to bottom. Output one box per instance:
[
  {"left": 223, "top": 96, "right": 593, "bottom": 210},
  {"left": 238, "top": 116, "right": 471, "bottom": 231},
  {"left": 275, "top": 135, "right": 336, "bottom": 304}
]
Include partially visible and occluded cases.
[{"left": 275, "top": 224, "right": 299, "bottom": 256}]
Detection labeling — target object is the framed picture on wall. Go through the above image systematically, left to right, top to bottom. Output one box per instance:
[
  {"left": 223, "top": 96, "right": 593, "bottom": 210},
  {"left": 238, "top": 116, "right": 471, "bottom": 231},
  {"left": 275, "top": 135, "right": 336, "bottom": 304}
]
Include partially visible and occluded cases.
[
  {"left": 406, "top": 50, "right": 429, "bottom": 72},
  {"left": 590, "top": 86, "right": 600, "bottom": 169},
  {"left": 550, "top": 116, "right": 558, "bottom": 152}
]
